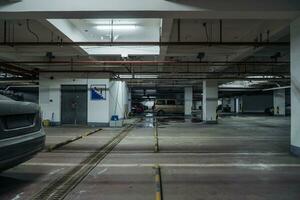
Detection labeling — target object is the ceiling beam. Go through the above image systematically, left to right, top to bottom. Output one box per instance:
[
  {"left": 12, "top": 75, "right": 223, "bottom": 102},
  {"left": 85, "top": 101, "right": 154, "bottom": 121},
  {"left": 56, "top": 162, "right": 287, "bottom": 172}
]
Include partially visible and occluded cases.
[
  {"left": 159, "top": 18, "right": 174, "bottom": 61},
  {"left": 0, "top": 41, "right": 290, "bottom": 47},
  {"left": 0, "top": 60, "right": 290, "bottom": 65},
  {"left": 0, "top": 62, "right": 37, "bottom": 78},
  {"left": 38, "top": 70, "right": 289, "bottom": 75},
  {"left": 119, "top": 77, "right": 290, "bottom": 81}
]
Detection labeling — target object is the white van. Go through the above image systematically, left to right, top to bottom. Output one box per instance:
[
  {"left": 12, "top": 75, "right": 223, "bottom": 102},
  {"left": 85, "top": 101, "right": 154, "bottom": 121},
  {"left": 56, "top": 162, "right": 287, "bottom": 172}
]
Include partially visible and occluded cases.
[{"left": 153, "top": 99, "right": 184, "bottom": 115}]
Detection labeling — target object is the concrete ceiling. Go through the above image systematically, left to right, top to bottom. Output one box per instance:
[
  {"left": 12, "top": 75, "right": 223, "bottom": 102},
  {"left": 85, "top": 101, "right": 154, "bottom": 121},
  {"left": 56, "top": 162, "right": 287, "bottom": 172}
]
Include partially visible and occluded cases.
[
  {"left": 1, "top": 0, "right": 299, "bottom": 19},
  {"left": 0, "top": 1, "right": 295, "bottom": 89}
]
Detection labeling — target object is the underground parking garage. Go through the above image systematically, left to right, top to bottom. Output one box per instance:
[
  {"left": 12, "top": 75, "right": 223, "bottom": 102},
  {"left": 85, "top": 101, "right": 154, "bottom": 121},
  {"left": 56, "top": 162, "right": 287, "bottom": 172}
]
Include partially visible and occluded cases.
[{"left": 1, "top": 1, "right": 300, "bottom": 199}]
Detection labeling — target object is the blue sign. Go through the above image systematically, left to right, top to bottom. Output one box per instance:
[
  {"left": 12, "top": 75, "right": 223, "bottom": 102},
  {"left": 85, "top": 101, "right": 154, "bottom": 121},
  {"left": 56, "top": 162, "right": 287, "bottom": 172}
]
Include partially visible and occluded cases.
[{"left": 91, "top": 85, "right": 106, "bottom": 100}]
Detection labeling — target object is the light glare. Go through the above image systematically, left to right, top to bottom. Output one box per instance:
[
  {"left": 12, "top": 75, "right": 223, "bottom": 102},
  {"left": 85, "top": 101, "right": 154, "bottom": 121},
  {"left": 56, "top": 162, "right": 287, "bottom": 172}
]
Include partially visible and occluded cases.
[{"left": 95, "top": 25, "right": 137, "bottom": 31}]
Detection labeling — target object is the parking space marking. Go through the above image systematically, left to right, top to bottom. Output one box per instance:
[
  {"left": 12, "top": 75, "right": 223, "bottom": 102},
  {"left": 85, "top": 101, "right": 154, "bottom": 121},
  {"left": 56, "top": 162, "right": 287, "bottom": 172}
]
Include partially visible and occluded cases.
[{"left": 23, "top": 163, "right": 300, "bottom": 168}]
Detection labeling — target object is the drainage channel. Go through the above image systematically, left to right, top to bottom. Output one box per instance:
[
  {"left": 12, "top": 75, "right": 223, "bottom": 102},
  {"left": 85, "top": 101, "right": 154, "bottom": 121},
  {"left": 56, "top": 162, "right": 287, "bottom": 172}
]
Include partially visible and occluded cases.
[
  {"left": 31, "top": 121, "right": 138, "bottom": 200},
  {"left": 47, "top": 128, "right": 103, "bottom": 152}
]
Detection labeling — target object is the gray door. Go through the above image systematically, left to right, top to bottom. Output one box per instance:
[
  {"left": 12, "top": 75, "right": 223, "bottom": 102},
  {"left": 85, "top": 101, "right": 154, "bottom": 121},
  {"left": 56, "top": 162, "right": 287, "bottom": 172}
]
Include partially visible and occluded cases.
[{"left": 61, "top": 85, "right": 87, "bottom": 125}]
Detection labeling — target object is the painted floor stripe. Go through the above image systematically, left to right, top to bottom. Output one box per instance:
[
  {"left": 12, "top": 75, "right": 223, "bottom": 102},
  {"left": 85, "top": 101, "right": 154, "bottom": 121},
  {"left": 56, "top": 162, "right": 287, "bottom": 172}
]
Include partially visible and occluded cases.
[
  {"left": 122, "top": 136, "right": 288, "bottom": 139},
  {"left": 107, "top": 152, "right": 287, "bottom": 156},
  {"left": 22, "top": 163, "right": 300, "bottom": 168}
]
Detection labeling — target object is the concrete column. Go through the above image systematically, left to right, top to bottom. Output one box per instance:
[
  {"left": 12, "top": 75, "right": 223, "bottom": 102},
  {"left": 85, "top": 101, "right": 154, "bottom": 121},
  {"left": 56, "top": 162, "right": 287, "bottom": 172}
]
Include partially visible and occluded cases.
[
  {"left": 291, "top": 17, "right": 300, "bottom": 156},
  {"left": 203, "top": 80, "right": 218, "bottom": 123},
  {"left": 184, "top": 87, "right": 193, "bottom": 116},
  {"left": 273, "top": 89, "right": 286, "bottom": 116},
  {"left": 128, "top": 90, "right": 132, "bottom": 113},
  {"left": 235, "top": 97, "right": 240, "bottom": 113},
  {"left": 230, "top": 98, "right": 235, "bottom": 112}
]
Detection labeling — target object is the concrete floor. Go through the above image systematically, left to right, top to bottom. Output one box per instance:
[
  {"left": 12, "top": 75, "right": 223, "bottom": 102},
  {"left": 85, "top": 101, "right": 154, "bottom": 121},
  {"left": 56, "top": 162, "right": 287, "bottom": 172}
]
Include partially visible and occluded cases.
[{"left": 1, "top": 115, "right": 300, "bottom": 200}]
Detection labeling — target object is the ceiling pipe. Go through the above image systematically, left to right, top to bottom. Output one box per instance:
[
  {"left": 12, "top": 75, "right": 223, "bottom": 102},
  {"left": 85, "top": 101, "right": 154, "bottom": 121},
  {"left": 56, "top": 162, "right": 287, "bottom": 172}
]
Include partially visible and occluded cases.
[
  {"left": 0, "top": 41, "right": 290, "bottom": 47},
  {"left": 0, "top": 60, "right": 290, "bottom": 65},
  {"left": 0, "top": 63, "right": 37, "bottom": 78},
  {"left": 38, "top": 70, "right": 290, "bottom": 76},
  {"left": 118, "top": 77, "right": 290, "bottom": 81},
  {"left": 0, "top": 79, "right": 38, "bottom": 84},
  {"left": 5, "top": 84, "right": 39, "bottom": 91},
  {"left": 262, "top": 85, "right": 291, "bottom": 91}
]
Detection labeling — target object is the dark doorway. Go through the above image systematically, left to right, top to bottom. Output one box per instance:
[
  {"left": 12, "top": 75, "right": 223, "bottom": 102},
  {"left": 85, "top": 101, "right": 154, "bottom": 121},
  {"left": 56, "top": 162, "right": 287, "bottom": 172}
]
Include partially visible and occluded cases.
[{"left": 61, "top": 85, "right": 88, "bottom": 125}]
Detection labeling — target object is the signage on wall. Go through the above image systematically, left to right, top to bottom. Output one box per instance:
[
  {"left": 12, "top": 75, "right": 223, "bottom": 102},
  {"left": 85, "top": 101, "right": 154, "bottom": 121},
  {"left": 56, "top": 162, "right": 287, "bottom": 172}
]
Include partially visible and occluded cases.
[{"left": 90, "top": 84, "right": 107, "bottom": 100}]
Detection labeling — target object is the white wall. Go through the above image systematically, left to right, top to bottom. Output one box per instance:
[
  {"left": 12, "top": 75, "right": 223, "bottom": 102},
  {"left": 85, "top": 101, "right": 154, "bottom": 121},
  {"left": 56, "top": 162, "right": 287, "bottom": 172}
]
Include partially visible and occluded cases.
[{"left": 39, "top": 72, "right": 110, "bottom": 125}]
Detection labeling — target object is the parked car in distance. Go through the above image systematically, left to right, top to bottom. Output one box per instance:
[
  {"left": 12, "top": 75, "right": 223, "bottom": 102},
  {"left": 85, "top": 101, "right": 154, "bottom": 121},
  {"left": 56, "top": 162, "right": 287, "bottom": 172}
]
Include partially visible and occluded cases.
[
  {"left": 0, "top": 94, "right": 45, "bottom": 171},
  {"left": 153, "top": 99, "right": 184, "bottom": 115},
  {"left": 131, "top": 102, "right": 145, "bottom": 114},
  {"left": 265, "top": 104, "right": 291, "bottom": 116}
]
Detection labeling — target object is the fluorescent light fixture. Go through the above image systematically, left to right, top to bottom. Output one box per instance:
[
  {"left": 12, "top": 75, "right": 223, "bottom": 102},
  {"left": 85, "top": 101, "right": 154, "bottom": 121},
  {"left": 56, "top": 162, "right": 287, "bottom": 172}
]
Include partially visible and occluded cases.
[
  {"left": 86, "top": 19, "right": 138, "bottom": 25},
  {"left": 95, "top": 24, "right": 137, "bottom": 31},
  {"left": 119, "top": 74, "right": 158, "bottom": 79},
  {"left": 119, "top": 75, "right": 133, "bottom": 79},
  {"left": 135, "top": 75, "right": 158, "bottom": 79},
  {"left": 246, "top": 75, "right": 282, "bottom": 79},
  {"left": 219, "top": 80, "right": 269, "bottom": 88}
]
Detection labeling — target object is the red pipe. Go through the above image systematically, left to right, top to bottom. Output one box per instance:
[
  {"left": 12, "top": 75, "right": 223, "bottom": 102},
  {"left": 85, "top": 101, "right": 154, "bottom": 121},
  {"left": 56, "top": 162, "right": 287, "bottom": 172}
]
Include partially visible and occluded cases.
[
  {"left": 0, "top": 41, "right": 290, "bottom": 46},
  {"left": 0, "top": 60, "right": 290, "bottom": 65}
]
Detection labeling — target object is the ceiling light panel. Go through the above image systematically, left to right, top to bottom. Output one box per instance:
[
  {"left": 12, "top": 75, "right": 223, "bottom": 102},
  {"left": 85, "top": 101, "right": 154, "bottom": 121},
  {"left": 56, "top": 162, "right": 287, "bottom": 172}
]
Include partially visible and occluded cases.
[
  {"left": 59, "top": 18, "right": 162, "bottom": 55},
  {"left": 95, "top": 24, "right": 138, "bottom": 31}
]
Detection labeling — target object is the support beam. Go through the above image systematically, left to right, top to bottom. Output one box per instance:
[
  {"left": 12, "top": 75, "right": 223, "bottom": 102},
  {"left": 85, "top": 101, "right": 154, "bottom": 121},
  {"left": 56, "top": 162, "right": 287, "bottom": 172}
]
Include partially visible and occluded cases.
[
  {"left": 0, "top": 0, "right": 299, "bottom": 19},
  {"left": 290, "top": 17, "right": 300, "bottom": 156},
  {"left": 158, "top": 18, "right": 173, "bottom": 61},
  {"left": 0, "top": 41, "right": 290, "bottom": 47},
  {"left": 0, "top": 60, "right": 290, "bottom": 66},
  {"left": 202, "top": 80, "right": 218, "bottom": 123},
  {"left": 184, "top": 87, "right": 193, "bottom": 117},
  {"left": 128, "top": 90, "right": 132, "bottom": 114},
  {"left": 235, "top": 97, "right": 241, "bottom": 113},
  {"left": 230, "top": 98, "right": 235, "bottom": 113}
]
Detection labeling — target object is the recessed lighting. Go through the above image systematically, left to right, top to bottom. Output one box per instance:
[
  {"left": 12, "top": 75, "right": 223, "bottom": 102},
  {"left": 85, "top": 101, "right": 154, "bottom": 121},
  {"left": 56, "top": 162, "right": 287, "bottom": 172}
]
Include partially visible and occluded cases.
[{"left": 95, "top": 25, "right": 137, "bottom": 31}]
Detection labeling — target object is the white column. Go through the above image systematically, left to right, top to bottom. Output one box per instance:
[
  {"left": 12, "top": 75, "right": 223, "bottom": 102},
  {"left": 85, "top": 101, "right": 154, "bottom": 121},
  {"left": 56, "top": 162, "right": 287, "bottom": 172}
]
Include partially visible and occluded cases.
[
  {"left": 291, "top": 17, "right": 300, "bottom": 156},
  {"left": 203, "top": 80, "right": 218, "bottom": 123},
  {"left": 184, "top": 87, "right": 193, "bottom": 116},
  {"left": 273, "top": 89, "right": 286, "bottom": 116},
  {"left": 128, "top": 90, "right": 132, "bottom": 113},
  {"left": 235, "top": 97, "right": 240, "bottom": 113}
]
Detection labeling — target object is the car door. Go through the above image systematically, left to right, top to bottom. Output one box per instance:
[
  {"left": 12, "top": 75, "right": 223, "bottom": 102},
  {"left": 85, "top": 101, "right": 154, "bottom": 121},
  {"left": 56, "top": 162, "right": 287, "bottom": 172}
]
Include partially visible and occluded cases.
[{"left": 166, "top": 100, "right": 176, "bottom": 113}]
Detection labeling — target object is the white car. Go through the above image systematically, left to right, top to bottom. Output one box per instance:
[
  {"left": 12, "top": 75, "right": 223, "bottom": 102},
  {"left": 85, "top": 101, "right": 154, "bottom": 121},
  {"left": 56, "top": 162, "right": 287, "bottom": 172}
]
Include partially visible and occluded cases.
[{"left": 153, "top": 99, "right": 184, "bottom": 116}]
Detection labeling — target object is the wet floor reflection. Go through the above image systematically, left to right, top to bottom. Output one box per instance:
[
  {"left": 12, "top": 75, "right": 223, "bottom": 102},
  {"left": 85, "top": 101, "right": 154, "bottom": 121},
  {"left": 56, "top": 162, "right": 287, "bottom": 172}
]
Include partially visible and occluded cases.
[
  {"left": 135, "top": 112, "right": 202, "bottom": 128},
  {"left": 136, "top": 113, "right": 154, "bottom": 128}
]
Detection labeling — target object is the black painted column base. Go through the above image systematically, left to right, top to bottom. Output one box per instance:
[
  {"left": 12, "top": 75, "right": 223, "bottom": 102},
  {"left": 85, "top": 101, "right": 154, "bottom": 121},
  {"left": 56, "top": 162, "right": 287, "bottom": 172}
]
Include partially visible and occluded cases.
[
  {"left": 204, "top": 120, "right": 218, "bottom": 124},
  {"left": 291, "top": 145, "right": 300, "bottom": 157}
]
